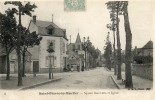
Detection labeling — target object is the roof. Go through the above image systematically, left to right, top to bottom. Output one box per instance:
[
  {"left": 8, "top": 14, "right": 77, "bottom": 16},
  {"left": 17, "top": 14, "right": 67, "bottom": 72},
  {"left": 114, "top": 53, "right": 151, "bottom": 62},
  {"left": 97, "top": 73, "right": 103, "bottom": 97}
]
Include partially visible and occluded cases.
[
  {"left": 31, "top": 20, "right": 68, "bottom": 40},
  {"left": 34, "top": 20, "right": 59, "bottom": 28},
  {"left": 75, "top": 33, "right": 81, "bottom": 43},
  {"left": 142, "top": 40, "right": 153, "bottom": 49},
  {"left": 27, "top": 46, "right": 39, "bottom": 60},
  {"left": 68, "top": 51, "right": 80, "bottom": 60}
]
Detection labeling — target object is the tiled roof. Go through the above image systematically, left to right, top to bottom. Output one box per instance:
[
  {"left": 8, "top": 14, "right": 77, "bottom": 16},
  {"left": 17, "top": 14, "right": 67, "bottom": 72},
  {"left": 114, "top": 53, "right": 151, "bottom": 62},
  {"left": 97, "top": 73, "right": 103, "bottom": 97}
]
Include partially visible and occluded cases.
[
  {"left": 31, "top": 20, "right": 68, "bottom": 40},
  {"left": 35, "top": 20, "right": 59, "bottom": 28},
  {"left": 142, "top": 40, "right": 153, "bottom": 49}
]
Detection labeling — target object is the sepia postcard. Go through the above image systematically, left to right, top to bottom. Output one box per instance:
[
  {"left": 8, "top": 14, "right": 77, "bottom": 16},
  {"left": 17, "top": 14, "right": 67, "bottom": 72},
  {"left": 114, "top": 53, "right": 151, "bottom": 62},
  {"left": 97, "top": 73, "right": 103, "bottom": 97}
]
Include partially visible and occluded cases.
[{"left": 0, "top": 0, "right": 155, "bottom": 100}]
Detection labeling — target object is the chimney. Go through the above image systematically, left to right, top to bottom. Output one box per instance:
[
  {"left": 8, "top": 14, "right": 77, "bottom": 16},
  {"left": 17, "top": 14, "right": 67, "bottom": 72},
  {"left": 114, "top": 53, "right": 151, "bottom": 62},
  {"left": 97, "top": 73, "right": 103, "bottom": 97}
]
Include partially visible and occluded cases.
[{"left": 33, "top": 15, "right": 36, "bottom": 24}]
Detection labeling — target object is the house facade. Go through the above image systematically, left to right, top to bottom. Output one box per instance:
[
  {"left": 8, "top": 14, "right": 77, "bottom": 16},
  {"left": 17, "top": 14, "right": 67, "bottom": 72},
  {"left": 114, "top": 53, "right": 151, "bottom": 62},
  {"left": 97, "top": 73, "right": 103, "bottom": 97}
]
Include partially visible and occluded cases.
[
  {"left": 28, "top": 16, "right": 68, "bottom": 73},
  {"left": 0, "top": 45, "right": 31, "bottom": 74}
]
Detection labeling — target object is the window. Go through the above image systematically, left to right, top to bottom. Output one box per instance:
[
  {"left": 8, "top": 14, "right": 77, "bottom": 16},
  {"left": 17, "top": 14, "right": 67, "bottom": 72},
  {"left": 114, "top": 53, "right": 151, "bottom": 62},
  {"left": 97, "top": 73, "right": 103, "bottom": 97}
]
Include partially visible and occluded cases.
[
  {"left": 48, "top": 28, "right": 53, "bottom": 35},
  {"left": 47, "top": 40, "right": 55, "bottom": 51},
  {"left": 63, "top": 42, "right": 65, "bottom": 53},
  {"left": 45, "top": 56, "right": 55, "bottom": 67}
]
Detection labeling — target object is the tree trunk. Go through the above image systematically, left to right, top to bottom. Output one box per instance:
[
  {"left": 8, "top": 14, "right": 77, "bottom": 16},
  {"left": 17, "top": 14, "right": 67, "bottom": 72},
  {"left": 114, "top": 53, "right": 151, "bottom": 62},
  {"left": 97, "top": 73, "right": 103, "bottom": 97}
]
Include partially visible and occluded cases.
[
  {"left": 124, "top": 2, "right": 133, "bottom": 88},
  {"left": 116, "top": 3, "right": 122, "bottom": 80},
  {"left": 17, "top": 5, "right": 22, "bottom": 86},
  {"left": 113, "top": 30, "right": 117, "bottom": 75},
  {"left": 6, "top": 47, "right": 10, "bottom": 80},
  {"left": 22, "top": 49, "right": 26, "bottom": 77},
  {"left": 85, "top": 50, "right": 86, "bottom": 70}
]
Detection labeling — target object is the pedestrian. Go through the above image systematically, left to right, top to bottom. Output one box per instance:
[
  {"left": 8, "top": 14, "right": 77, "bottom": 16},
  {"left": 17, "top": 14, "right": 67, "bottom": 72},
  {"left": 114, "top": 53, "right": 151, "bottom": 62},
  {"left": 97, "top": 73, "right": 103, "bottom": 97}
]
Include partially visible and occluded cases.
[
  {"left": 67, "top": 64, "right": 70, "bottom": 71},
  {"left": 81, "top": 65, "right": 84, "bottom": 72},
  {"left": 71, "top": 66, "right": 74, "bottom": 72},
  {"left": 77, "top": 66, "right": 80, "bottom": 72}
]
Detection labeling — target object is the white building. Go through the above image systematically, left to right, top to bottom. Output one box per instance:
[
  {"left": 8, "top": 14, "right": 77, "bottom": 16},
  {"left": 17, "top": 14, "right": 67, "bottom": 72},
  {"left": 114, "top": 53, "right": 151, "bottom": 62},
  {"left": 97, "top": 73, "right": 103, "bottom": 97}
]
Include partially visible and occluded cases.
[{"left": 28, "top": 16, "right": 68, "bottom": 73}]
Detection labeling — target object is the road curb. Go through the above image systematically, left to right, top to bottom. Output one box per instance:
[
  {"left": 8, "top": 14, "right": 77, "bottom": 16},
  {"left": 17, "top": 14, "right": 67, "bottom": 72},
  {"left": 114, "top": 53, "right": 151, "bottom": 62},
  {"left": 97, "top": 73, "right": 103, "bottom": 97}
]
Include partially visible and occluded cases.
[
  {"left": 110, "top": 75, "right": 121, "bottom": 89},
  {"left": 18, "top": 78, "right": 62, "bottom": 90}
]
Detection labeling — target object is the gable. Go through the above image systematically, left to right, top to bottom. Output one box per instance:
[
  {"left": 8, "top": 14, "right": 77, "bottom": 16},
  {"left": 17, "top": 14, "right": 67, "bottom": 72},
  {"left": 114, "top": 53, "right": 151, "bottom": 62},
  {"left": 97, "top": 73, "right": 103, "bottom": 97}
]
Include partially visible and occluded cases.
[{"left": 142, "top": 41, "right": 153, "bottom": 49}]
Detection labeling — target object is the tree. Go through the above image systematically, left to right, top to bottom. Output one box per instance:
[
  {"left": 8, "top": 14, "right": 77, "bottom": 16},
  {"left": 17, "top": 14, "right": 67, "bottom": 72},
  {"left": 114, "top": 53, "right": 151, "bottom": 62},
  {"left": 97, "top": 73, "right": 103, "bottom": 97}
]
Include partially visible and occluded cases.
[
  {"left": 4, "top": 1, "right": 37, "bottom": 86},
  {"left": 106, "top": 1, "right": 122, "bottom": 79},
  {"left": 106, "top": 1, "right": 133, "bottom": 87},
  {"left": 121, "top": 1, "right": 133, "bottom": 88},
  {"left": 0, "top": 8, "right": 18, "bottom": 80},
  {"left": 107, "top": 23, "right": 117, "bottom": 75},
  {"left": 21, "top": 26, "right": 42, "bottom": 77},
  {"left": 104, "top": 32, "right": 112, "bottom": 70}
]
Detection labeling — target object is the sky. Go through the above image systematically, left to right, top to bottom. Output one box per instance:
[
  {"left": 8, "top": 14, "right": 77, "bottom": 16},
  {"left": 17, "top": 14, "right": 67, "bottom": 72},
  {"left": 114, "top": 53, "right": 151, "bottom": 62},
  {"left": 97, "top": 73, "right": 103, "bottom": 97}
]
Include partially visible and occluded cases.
[{"left": 0, "top": 0, "right": 154, "bottom": 53}]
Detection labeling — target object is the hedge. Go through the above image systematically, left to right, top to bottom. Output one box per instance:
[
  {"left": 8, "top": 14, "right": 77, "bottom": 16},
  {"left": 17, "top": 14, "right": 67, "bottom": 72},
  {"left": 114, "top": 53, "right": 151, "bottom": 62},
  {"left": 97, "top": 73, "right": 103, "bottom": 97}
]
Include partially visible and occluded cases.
[{"left": 133, "top": 55, "right": 153, "bottom": 64}]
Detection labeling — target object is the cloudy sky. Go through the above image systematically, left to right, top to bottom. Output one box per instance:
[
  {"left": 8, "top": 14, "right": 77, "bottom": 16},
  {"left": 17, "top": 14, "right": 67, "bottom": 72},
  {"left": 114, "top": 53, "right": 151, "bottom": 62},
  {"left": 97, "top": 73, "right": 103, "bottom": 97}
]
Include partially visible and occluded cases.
[{"left": 0, "top": 0, "right": 153, "bottom": 53}]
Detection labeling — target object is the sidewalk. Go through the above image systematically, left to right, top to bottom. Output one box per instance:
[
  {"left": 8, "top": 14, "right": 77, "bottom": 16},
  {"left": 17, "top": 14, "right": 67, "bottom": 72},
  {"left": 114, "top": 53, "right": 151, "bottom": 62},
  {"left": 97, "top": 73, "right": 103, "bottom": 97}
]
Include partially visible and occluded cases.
[
  {"left": 106, "top": 68, "right": 153, "bottom": 89},
  {"left": 0, "top": 74, "right": 61, "bottom": 90}
]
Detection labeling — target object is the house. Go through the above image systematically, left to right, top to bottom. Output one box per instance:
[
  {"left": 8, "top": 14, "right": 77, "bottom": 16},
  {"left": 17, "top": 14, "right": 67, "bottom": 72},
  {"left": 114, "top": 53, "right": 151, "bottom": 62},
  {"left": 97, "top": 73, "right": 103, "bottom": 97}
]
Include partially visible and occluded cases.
[
  {"left": 28, "top": 15, "right": 68, "bottom": 73},
  {"left": 67, "top": 33, "right": 85, "bottom": 71},
  {"left": 132, "top": 40, "right": 153, "bottom": 80},
  {"left": 136, "top": 40, "right": 153, "bottom": 57},
  {"left": 0, "top": 44, "right": 31, "bottom": 74}
]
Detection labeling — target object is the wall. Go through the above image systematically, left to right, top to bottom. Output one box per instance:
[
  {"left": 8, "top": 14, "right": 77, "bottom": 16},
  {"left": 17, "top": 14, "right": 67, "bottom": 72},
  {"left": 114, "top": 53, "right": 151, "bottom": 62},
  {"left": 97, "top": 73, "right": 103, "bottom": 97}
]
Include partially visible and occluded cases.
[
  {"left": 39, "top": 36, "right": 61, "bottom": 72},
  {"left": 132, "top": 64, "right": 153, "bottom": 80}
]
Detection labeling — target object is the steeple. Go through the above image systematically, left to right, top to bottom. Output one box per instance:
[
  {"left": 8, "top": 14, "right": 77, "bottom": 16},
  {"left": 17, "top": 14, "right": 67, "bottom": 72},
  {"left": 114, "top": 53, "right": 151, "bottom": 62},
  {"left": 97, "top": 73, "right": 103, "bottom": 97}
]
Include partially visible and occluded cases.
[
  {"left": 52, "top": 14, "right": 53, "bottom": 23},
  {"left": 75, "top": 33, "right": 81, "bottom": 43}
]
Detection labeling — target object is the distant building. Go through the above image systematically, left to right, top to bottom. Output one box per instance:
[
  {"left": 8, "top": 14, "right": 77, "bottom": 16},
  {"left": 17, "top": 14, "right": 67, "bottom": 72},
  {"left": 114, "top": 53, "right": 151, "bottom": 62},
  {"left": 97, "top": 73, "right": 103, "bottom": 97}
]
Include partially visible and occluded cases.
[
  {"left": 28, "top": 15, "right": 68, "bottom": 73},
  {"left": 67, "top": 33, "right": 85, "bottom": 71},
  {"left": 132, "top": 40, "right": 153, "bottom": 80},
  {"left": 133, "top": 40, "right": 153, "bottom": 57},
  {"left": 136, "top": 40, "right": 153, "bottom": 57}
]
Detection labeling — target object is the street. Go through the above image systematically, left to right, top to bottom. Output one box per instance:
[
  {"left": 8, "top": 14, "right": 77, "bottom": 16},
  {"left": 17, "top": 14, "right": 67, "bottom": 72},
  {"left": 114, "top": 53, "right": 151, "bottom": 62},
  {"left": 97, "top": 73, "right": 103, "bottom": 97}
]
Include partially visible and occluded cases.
[{"left": 31, "top": 67, "right": 117, "bottom": 89}]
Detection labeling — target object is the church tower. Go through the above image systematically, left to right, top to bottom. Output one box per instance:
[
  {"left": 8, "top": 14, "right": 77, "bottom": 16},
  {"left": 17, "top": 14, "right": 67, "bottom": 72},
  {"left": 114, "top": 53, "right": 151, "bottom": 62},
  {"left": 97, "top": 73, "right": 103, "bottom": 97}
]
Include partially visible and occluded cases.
[{"left": 75, "top": 33, "right": 81, "bottom": 43}]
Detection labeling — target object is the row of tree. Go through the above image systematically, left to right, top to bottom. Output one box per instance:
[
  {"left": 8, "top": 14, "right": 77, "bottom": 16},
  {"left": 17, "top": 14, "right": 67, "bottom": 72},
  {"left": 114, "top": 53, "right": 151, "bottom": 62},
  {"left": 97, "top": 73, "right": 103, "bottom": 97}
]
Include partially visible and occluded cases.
[
  {"left": 0, "top": 1, "right": 42, "bottom": 86},
  {"left": 104, "top": 1, "right": 133, "bottom": 88},
  {"left": 82, "top": 37, "right": 100, "bottom": 69}
]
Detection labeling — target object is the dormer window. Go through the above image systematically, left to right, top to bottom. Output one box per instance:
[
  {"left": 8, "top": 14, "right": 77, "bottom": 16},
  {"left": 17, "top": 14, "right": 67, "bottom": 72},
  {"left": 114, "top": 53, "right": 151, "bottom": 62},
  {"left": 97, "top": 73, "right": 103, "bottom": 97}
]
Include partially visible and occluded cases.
[
  {"left": 46, "top": 25, "right": 54, "bottom": 35},
  {"left": 48, "top": 28, "right": 53, "bottom": 35}
]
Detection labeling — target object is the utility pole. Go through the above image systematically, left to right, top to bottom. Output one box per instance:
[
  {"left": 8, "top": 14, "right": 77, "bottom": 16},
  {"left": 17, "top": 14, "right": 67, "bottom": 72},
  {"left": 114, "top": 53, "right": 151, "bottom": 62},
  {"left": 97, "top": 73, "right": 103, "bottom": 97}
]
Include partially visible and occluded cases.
[{"left": 17, "top": 4, "right": 23, "bottom": 86}]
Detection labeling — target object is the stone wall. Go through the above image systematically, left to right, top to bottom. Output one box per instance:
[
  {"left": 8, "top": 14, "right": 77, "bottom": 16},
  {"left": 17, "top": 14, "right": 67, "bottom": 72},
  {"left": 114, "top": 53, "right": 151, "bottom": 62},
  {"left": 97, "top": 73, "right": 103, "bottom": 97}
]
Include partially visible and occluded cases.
[{"left": 132, "top": 64, "right": 153, "bottom": 80}]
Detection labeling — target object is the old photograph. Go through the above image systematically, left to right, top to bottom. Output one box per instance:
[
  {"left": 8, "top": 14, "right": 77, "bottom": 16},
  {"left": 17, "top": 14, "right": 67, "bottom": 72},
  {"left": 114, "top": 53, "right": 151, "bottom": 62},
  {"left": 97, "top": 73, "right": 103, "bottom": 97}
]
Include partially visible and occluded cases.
[{"left": 0, "top": 0, "right": 153, "bottom": 94}]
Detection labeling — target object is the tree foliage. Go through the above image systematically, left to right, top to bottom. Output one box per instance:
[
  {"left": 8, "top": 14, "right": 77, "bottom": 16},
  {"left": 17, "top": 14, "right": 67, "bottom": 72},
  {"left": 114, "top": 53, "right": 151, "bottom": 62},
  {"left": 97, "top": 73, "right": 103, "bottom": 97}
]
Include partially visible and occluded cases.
[
  {"left": 4, "top": 1, "right": 37, "bottom": 86},
  {"left": 0, "top": 8, "right": 18, "bottom": 80},
  {"left": 103, "top": 32, "right": 112, "bottom": 70}
]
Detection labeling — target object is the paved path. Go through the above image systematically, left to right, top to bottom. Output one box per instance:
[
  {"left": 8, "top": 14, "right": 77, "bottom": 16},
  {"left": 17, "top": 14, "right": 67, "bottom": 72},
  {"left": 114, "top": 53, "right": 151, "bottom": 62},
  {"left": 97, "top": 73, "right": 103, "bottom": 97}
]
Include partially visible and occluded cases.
[
  {"left": 31, "top": 67, "right": 117, "bottom": 90},
  {"left": 109, "top": 68, "right": 153, "bottom": 89}
]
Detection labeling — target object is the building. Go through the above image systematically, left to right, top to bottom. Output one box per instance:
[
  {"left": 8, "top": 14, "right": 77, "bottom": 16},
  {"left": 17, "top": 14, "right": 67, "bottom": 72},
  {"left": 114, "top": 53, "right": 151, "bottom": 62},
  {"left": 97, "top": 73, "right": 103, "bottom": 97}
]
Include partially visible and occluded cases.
[
  {"left": 28, "top": 15, "right": 68, "bottom": 73},
  {"left": 67, "top": 33, "right": 85, "bottom": 71},
  {"left": 132, "top": 40, "right": 153, "bottom": 80},
  {"left": 136, "top": 40, "right": 153, "bottom": 57},
  {"left": 0, "top": 45, "right": 31, "bottom": 73}
]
